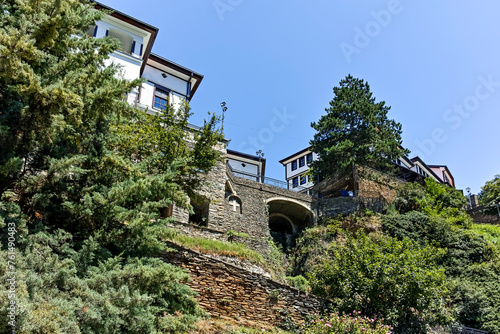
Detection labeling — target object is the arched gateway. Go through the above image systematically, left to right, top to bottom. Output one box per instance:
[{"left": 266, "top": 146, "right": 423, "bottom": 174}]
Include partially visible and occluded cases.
[{"left": 266, "top": 197, "right": 315, "bottom": 252}]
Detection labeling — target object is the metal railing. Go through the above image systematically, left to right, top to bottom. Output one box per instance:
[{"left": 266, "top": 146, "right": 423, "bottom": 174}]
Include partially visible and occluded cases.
[
  {"left": 226, "top": 162, "right": 314, "bottom": 195},
  {"left": 451, "top": 325, "right": 488, "bottom": 334}
]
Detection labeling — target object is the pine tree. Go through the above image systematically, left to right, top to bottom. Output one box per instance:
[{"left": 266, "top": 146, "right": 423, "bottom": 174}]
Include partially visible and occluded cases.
[
  {"left": 0, "top": 0, "right": 223, "bottom": 331},
  {"left": 310, "top": 75, "right": 409, "bottom": 178}
]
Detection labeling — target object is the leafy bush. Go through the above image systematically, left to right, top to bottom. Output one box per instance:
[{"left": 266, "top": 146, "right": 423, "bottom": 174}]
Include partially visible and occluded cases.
[
  {"left": 478, "top": 174, "right": 500, "bottom": 215},
  {"left": 394, "top": 179, "right": 469, "bottom": 226},
  {"left": 383, "top": 211, "right": 453, "bottom": 246},
  {"left": 383, "top": 212, "right": 494, "bottom": 276},
  {"left": 287, "top": 223, "right": 340, "bottom": 277},
  {"left": 308, "top": 233, "right": 450, "bottom": 333},
  {"left": 451, "top": 262, "right": 500, "bottom": 334},
  {"left": 285, "top": 275, "right": 310, "bottom": 293},
  {"left": 302, "top": 311, "right": 393, "bottom": 334}
]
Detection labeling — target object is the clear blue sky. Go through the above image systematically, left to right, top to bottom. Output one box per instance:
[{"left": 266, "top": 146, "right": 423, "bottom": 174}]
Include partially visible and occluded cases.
[{"left": 103, "top": 0, "right": 500, "bottom": 194}]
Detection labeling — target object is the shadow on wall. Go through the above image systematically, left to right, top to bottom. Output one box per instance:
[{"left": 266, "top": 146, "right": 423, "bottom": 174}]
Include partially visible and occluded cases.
[{"left": 190, "top": 194, "right": 210, "bottom": 227}]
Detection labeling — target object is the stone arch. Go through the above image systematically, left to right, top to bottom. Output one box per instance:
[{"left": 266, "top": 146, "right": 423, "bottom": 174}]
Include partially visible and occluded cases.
[
  {"left": 265, "top": 197, "right": 315, "bottom": 252},
  {"left": 269, "top": 213, "right": 295, "bottom": 233}
]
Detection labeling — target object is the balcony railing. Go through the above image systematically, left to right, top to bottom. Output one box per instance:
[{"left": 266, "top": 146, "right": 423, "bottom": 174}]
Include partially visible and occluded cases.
[{"left": 226, "top": 162, "right": 313, "bottom": 195}]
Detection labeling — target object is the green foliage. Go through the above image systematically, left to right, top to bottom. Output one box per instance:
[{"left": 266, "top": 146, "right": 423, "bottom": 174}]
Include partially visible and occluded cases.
[
  {"left": 0, "top": 0, "right": 225, "bottom": 331},
  {"left": 310, "top": 74, "right": 409, "bottom": 178},
  {"left": 112, "top": 103, "right": 224, "bottom": 196},
  {"left": 479, "top": 174, "right": 500, "bottom": 215},
  {"left": 385, "top": 178, "right": 500, "bottom": 332},
  {"left": 394, "top": 179, "right": 469, "bottom": 225},
  {"left": 383, "top": 212, "right": 494, "bottom": 276},
  {"left": 287, "top": 223, "right": 341, "bottom": 277},
  {"left": 469, "top": 223, "right": 500, "bottom": 249},
  {"left": 0, "top": 226, "right": 203, "bottom": 333},
  {"left": 163, "top": 229, "right": 265, "bottom": 266},
  {"left": 226, "top": 230, "right": 250, "bottom": 242},
  {"left": 308, "top": 233, "right": 450, "bottom": 333},
  {"left": 265, "top": 237, "right": 287, "bottom": 282},
  {"left": 451, "top": 262, "right": 500, "bottom": 334},
  {"left": 285, "top": 275, "right": 310, "bottom": 293},
  {"left": 302, "top": 311, "right": 393, "bottom": 334}
]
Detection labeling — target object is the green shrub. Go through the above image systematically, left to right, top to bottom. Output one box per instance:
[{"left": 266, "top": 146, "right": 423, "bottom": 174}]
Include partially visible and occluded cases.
[
  {"left": 308, "top": 233, "right": 450, "bottom": 333},
  {"left": 285, "top": 275, "right": 309, "bottom": 293},
  {"left": 302, "top": 311, "right": 393, "bottom": 334}
]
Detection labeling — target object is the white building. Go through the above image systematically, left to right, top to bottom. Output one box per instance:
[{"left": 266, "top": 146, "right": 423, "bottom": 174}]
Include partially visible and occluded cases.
[
  {"left": 91, "top": 2, "right": 203, "bottom": 110},
  {"left": 278, "top": 147, "right": 318, "bottom": 193},
  {"left": 280, "top": 147, "right": 455, "bottom": 195},
  {"left": 226, "top": 149, "right": 266, "bottom": 183}
]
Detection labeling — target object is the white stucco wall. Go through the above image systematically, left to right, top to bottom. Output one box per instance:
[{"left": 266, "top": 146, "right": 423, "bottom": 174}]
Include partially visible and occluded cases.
[
  {"left": 105, "top": 52, "right": 142, "bottom": 81},
  {"left": 142, "top": 66, "right": 189, "bottom": 96},
  {"left": 285, "top": 152, "right": 319, "bottom": 180},
  {"left": 227, "top": 159, "right": 259, "bottom": 175}
]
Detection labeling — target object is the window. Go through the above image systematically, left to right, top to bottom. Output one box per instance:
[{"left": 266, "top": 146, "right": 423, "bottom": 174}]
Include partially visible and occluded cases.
[
  {"left": 154, "top": 88, "right": 169, "bottom": 110},
  {"left": 307, "top": 153, "right": 313, "bottom": 164},
  {"left": 299, "top": 157, "right": 305, "bottom": 168},
  {"left": 291, "top": 160, "right": 297, "bottom": 171},
  {"left": 416, "top": 165, "right": 428, "bottom": 177},
  {"left": 307, "top": 174, "right": 311, "bottom": 182},
  {"left": 300, "top": 175, "right": 307, "bottom": 185},
  {"left": 292, "top": 177, "right": 299, "bottom": 188}
]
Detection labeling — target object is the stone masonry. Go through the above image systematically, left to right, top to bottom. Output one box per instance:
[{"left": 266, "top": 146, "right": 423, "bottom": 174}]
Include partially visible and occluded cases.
[{"left": 160, "top": 242, "right": 325, "bottom": 325}]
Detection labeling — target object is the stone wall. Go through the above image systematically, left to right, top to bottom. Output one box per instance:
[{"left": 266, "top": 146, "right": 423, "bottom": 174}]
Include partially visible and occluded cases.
[
  {"left": 172, "top": 142, "right": 227, "bottom": 227},
  {"left": 356, "top": 165, "right": 405, "bottom": 202},
  {"left": 220, "top": 171, "right": 315, "bottom": 251},
  {"left": 317, "top": 196, "right": 386, "bottom": 218},
  {"left": 468, "top": 206, "right": 500, "bottom": 225},
  {"left": 166, "top": 221, "right": 271, "bottom": 255},
  {"left": 160, "top": 242, "right": 325, "bottom": 325}
]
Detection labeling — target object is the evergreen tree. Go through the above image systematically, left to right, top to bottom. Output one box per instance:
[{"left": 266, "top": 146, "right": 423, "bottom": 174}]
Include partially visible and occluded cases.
[
  {"left": 0, "top": 0, "right": 223, "bottom": 331},
  {"left": 310, "top": 75, "right": 409, "bottom": 178},
  {"left": 479, "top": 174, "right": 500, "bottom": 216}
]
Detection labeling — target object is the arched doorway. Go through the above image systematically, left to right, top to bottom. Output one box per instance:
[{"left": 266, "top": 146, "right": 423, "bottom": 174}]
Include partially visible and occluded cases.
[{"left": 266, "top": 198, "right": 314, "bottom": 252}]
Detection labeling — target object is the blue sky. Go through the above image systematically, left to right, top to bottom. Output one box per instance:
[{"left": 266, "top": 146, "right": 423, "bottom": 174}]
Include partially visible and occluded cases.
[{"left": 103, "top": 0, "right": 500, "bottom": 194}]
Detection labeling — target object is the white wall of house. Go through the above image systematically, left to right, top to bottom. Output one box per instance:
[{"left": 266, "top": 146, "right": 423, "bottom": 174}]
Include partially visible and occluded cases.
[
  {"left": 92, "top": 20, "right": 145, "bottom": 58},
  {"left": 105, "top": 52, "right": 142, "bottom": 81},
  {"left": 142, "top": 66, "right": 189, "bottom": 96},
  {"left": 281, "top": 150, "right": 318, "bottom": 191},
  {"left": 284, "top": 152, "right": 319, "bottom": 180},
  {"left": 227, "top": 159, "right": 259, "bottom": 175}
]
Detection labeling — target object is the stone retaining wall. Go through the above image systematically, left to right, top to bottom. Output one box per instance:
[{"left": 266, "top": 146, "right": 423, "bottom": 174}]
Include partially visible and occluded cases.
[
  {"left": 356, "top": 165, "right": 405, "bottom": 202},
  {"left": 316, "top": 196, "right": 386, "bottom": 217},
  {"left": 167, "top": 221, "right": 271, "bottom": 254},
  {"left": 160, "top": 242, "right": 325, "bottom": 325}
]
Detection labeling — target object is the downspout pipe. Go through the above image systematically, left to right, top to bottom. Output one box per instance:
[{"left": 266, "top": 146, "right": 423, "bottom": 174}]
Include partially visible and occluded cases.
[{"left": 187, "top": 72, "right": 193, "bottom": 100}]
